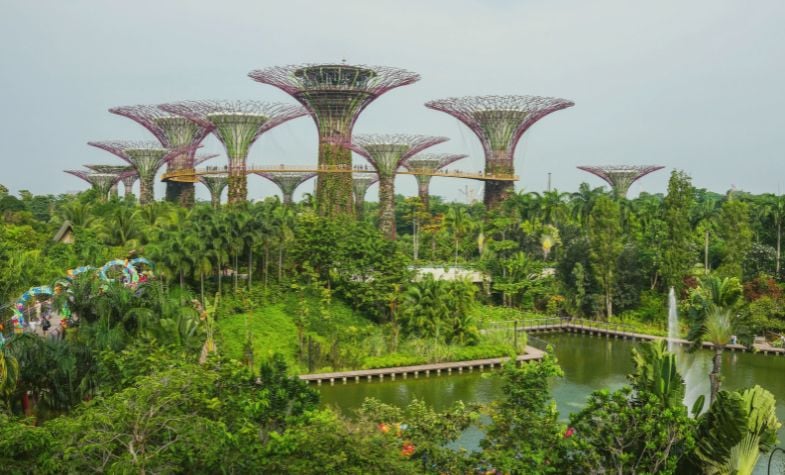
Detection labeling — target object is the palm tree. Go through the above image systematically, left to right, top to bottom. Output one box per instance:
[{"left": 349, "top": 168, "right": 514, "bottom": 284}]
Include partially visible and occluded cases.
[
  {"left": 570, "top": 183, "right": 606, "bottom": 227},
  {"left": 757, "top": 194, "right": 785, "bottom": 275},
  {"left": 444, "top": 206, "right": 472, "bottom": 266},
  {"left": 687, "top": 275, "right": 743, "bottom": 403}
]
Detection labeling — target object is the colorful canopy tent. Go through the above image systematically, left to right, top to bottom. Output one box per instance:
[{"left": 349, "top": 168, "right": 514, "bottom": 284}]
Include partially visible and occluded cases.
[{"left": 12, "top": 286, "right": 55, "bottom": 331}]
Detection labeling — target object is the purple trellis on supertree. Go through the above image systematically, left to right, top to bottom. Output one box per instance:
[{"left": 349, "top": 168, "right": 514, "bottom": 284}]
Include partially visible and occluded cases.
[
  {"left": 248, "top": 63, "right": 420, "bottom": 217},
  {"left": 425, "top": 95, "right": 574, "bottom": 209},
  {"left": 160, "top": 100, "right": 307, "bottom": 205},
  {"left": 109, "top": 104, "right": 215, "bottom": 207},
  {"left": 346, "top": 134, "right": 448, "bottom": 239},
  {"left": 87, "top": 140, "right": 189, "bottom": 205},
  {"left": 405, "top": 153, "right": 467, "bottom": 210},
  {"left": 577, "top": 165, "right": 664, "bottom": 198},
  {"left": 64, "top": 170, "right": 119, "bottom": 202},
  {"left": 255, "top": 171, "right": 317, "bottom": 205},
  {"left": 352, "top": 172, "right": 379, "bottom": 218},
  {"left": 197, "top": 174, "right": 229, "bottom": 208}
]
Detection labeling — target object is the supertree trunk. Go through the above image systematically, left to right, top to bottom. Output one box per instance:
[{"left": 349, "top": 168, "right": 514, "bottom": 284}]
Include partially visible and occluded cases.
[
  {"left": 316, "top": 141, "right": 354, "bottom": 216},
  {"left": 484, "top": 149, "right": 515, "bottom": 209},
  {"left": 228, "top": 159, "right": 247, "bottom": 205},
  {"left": 378, "top": 174, "right": 396, "bottom": 239},
  {"left": 139, "top": 175, "right": 155, "bottom": 205},
  {"left": 417, "top": 179, "right": 431, "bottom": 210},
  {"left": 166, "top": 182, "right": 196, "bottom": 208},
  {"left": 210, "top": 191, "right": 221, "bottom": 208},
  {"left": 355, "top": 192, "right": 366, "bottom": 218}
]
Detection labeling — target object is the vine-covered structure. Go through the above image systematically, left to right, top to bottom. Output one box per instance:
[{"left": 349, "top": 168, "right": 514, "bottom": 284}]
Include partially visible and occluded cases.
[
  {"left": 248, "top": 63, "right": 420, "bottom": 217},
  {"left": 425, "top": 95, "right": 574, "bottom": 208},
  {"left": 160, "top": 100, "right": 306, "bottom": 205},
  {"left": 109, "top": 105, "right": 215, "bottom": 207},
  {"left": 346, "top": 134, "right": 448, "bottom": 239},
  {"left": 87, "top": 141, "right": 186, "bottom": 205},
  {"left": 405, "top": 153, "right": 467, "bottom": 209},
  {"left": 84, "top": 164, "right": 134, "bottom": 198},
  {"left": 576, "top": 165, "right": 665, "bottom": 198},
  {"left": 64, "top": 170, "right": 119, "bottom": 202},
  {"left": 256, "top": 171, "right": 317, "bottom": 205},
  {"left": 352, "top": 173, "right": 379, "bottom": 218},
  {"left": 197, "top": 174, "right": 229, "bottom": 208}
]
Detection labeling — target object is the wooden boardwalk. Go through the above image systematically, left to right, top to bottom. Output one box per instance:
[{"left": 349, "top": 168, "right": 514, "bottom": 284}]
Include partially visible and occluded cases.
[
  {"left": 521, "top": 319, "right": 785, "bottom": 355},
  {"left": 299, "top": 345, "right": 545, "bottom": 385}
]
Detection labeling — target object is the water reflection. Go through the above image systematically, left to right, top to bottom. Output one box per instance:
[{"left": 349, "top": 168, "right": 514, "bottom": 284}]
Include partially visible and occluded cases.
[{"left": 318, "top": 333, "right": 785, "bottom": 474}]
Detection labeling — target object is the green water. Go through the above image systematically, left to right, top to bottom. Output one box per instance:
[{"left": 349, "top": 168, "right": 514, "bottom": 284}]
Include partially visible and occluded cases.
[{"left": 318, "top": 333, "right": 785, "bottom": 473}]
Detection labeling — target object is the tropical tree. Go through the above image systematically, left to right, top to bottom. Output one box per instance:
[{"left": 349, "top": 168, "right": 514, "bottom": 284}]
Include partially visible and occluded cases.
[
  {"left": 661, "top": 170, "right": 696, "bottom": 290},
  {"left": 588, "top": 195, "right": 624, "bottom": 319}
]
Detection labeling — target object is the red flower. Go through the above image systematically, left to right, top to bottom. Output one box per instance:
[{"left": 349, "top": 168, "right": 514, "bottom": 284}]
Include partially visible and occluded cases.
[
  {"left": 564, "top": 427, "right": 575, "bottom": 438},
  {"left": 401, "top": 441, "right": 415, "bottom": 458}
]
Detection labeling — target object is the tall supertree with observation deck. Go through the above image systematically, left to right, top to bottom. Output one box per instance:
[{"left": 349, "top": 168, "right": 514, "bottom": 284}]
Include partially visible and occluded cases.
[
  {"left": 248, "top": 63, "right": 420, "bottom": 217},
  {"left": 425, "top": 95, "right": 574, "bottom": 209},
  {"left": 160, "top": 100, "right": 306, "bottom": 205},
  {"left": 109, "top": 104, "right": 216, "bottom": 207},
  {"left": 346, "top": 134, "right": 448, "bottom": 239},
  {"left": 87, "top": 141, "right": 188, "bottom": 205},
  {"left": 405, "top": 153, "right": 467, "bottom": 210},
  {"left": 577, "top": 165, "right": 664, "bottom": 198},
  {"left": 64, "top": 169, "right": 119, "bottom": 201},
  {"left": 256, "top": 171, "right": 317, "bottom": 205},
  {"left": 352, "top": 172, "right": 378, "bottom": 218},
  {"left": 198, "top": 174, "right": 229, "bottom": 208}
]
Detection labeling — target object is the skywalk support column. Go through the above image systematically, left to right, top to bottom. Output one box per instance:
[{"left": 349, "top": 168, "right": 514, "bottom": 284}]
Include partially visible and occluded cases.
[
  {"left": 249, "top": 64, "right": 420, "bottom": 218},
  {"left": 426, "top": 95, "right": 574, "bottom": 209},
  {"left": 161, "top": 100, "right": 306, "bottom": 205},
  {"left": 109, "top": 105, "right": 215, "bottom": 208},
  {"left": 347, "top": 134, "right": 447, "bottom": 239},
  {"left": 87, "top": 141, "right": 186, "bottom": 205},
  {"left": 405, "top": 153, "right": 466, "bottom": 210},
  {"left": 576, "top": 165, "right": 664, "bottom": 198},
  {"left": 256, "top": 172, "right": 317, "bottom": 205}
]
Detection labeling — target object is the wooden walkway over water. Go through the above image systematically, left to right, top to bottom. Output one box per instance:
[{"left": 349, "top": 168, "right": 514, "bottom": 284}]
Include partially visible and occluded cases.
[
  {"left": 519, "top": 318, "right": 785, "bottom": 355},
  {"left": 299, "top": 345, "right": 545, "bottom": 385}
]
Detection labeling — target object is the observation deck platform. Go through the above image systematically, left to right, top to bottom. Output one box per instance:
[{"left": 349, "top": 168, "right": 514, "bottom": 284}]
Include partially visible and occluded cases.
[{"left": 161, "top": 165, "right": 518, "bottom": 183}]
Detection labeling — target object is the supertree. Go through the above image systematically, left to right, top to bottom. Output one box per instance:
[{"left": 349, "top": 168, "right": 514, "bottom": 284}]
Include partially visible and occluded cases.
[
  {"left": 248, "top": 63, "right": 420, "bottom": 217},
  {"left": 425, "top": 95, "right": 574, "bottom": 209},
  {"left": 160, "top": 100, "right": 307, "bottom": 205},
  {"left": 109, "top": 104, "right": 216, "bottom": 207},
  {"left": 346, "top": 134, "right": 448, "bottom": 239},
  {"left": 87, "top": 140, "right": 188, "bottom": 205},
  {"left": 405, "top": 153, "right": 467, "bottom": 210},
  {"left": 84, "top": 164, "right": 134, "bottom": 198},
  {"left": 577, "top": 165, "right": 665, "bottom": 198},
  {"left": 64, "top": 170, "right": 118, "bottom": 201},
  {"left": 256, "top": 171, "right": 317, "bottom": 205},
  {"left": 352, "top": 172, "right": 379, "bottom": 218},
  {"left": 197, "top": 174, "right": 229, "bottom": 208}
]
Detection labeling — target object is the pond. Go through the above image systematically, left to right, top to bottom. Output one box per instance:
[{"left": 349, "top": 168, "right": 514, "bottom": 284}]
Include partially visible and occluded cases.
[{"left": 318, "top": 333, "right": 785, "bottom": 474}]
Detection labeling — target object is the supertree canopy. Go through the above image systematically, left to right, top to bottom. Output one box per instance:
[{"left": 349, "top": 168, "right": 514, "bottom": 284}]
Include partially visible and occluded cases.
[
  {"left": 248, "top": 63, "right": 420, "bottom": 217},
  {"left": 425, "top": 95, "right": 574, "bottom": 208},
  {"left": 160, "top": 100, "right": 307, "bottom": 205},
  {"left": 109, "top": 104, "right": 215, "bottom": 207},
  {"left": 347, "top": 134, "right": 448, "bottom": 239},
  {"left": 87, "top": 140, "right": 187, "bottom": 205},
  {"left": 405, "top": 153, "right": 467, "bottom": 209},
  {"left": 577, "top": 165, "right": 664, "bottom": 198},
  {"left": 64, "top": 170, "right": 119, "bottom": 201},
  {"left": 256, "top": 171, "right": 317, "bottom": 205},
  {"left": 352, "top": 172, "right": 379, "bottom": 218},
  {"left": 197, "top": 174, "right": 229, "bottom": 208}
]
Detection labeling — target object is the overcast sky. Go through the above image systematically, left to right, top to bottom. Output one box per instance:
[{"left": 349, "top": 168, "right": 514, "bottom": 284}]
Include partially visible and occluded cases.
[{"left": 2, "top": 0, "right": 784, "bottom": 203}]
